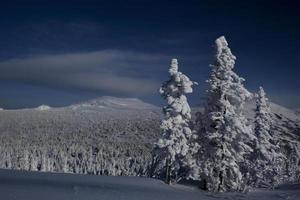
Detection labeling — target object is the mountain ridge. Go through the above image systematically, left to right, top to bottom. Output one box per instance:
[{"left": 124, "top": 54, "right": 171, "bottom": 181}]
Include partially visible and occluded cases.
[{"left": 69, "top": 96, "right": 159, "bottom": 111}]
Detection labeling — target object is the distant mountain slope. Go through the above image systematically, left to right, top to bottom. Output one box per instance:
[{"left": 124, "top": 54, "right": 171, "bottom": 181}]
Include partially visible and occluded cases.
[
  {"left": 70, "top": 96, "right": 159, "bottom": 111},
  {"left": 244, "top": 101, "right": 300, "bottom": 139},
  {"left": 244, "top": 101, "right": 300, "bottom": 126}
]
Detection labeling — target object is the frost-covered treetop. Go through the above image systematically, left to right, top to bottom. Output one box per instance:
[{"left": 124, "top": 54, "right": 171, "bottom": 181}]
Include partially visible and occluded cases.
[
  {"left": 208, "top": 36, "right": 252, "bottom": 112},
  {"left": 215, "top": 36, "right": 236, "bottom": 71},
  {"left": 160, "top": 58, "right": 196, "bottom": 100},
  {"left": 168, "top": 58, "right": 178, "bottom": 75},
  {"left": 159, "top": 59, "right": 196, "bottom": 120},
  {"left": 255, "top": 86, "right": 272, "bottom": 136},
  {"left": 256, "top": 86, "right": 269, "bottom": 112},
  {"left": 257, "top": 86, "right": 266, "bottom": 99}
]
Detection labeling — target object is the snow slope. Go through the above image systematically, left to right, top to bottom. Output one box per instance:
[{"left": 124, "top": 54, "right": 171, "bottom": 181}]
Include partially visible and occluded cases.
[
  {"left": 243, "top": 100, "right": 300, "bottom": 142},
  {"left": 0, "top": 169, "right": 299, "bottom": 200}
]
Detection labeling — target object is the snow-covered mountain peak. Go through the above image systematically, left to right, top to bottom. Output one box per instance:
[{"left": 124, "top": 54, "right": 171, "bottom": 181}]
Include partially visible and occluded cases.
[
  {"left": 70, "top": 96, "right": 158, "bottom": 110},
  {"left": 35, "top": 105, "right": 51, "bottom": 111}
]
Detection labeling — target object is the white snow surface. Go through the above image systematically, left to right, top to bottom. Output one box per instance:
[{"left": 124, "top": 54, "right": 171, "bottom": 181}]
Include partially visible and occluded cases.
[{"left": 0, "top": 169, "right": 299, "bottom": 200}]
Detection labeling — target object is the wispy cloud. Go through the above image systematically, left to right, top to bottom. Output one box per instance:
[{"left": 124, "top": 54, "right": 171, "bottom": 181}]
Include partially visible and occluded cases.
[{"left": 0, "top": 50, "right": 170, "bottom": 95}]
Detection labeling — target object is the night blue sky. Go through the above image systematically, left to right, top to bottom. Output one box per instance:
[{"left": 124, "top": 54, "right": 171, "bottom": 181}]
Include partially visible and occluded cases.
[{"left": 0, "top": 0, "right": 299, "bottom": 109}]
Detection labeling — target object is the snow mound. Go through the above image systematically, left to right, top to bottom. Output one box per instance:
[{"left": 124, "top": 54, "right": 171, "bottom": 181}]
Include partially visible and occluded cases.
[{"left": 35, "top": 105, "right": 51, "bottom": 111}]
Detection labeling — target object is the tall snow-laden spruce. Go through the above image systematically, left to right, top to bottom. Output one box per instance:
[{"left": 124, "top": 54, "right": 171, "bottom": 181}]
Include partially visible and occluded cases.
[
  {"left": 196, "top": 36, "right": 255, "bottom": 192},
  {"left": 156, "top": 58, "right": 198, "bottom": 184},
  {"left": 251, "top": 86, "right": 283, "bottom": 187}
]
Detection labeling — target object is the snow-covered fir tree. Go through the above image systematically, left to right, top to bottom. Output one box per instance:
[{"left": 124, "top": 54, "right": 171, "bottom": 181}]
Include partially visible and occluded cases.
[
  {"left": 194, "top": 36, "right": 255, "bottom": 192},
  {"left": 155, "top": 58, "right": 198, "bottom": 184},
  {"left": 251, "top": 86, "right": 284, "bottom": 188}
]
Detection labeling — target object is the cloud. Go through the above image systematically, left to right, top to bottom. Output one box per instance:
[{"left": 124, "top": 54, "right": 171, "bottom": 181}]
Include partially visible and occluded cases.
[{"left": 0, "top": 50, "right": 170, "bottom": 95}]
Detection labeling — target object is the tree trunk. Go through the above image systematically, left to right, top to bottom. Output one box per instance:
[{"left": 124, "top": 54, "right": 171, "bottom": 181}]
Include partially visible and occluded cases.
[
  {"left": 165, "top": 158, "right": 171, "bottom": 184},
  {"left": 218, "top": 170, "right": 223, "bottom": 191}
]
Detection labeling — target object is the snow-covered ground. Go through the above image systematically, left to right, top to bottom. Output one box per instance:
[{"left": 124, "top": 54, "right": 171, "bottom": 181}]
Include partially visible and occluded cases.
[{"left": 0, "top": 169, "right": 299, "bottom": 200}]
